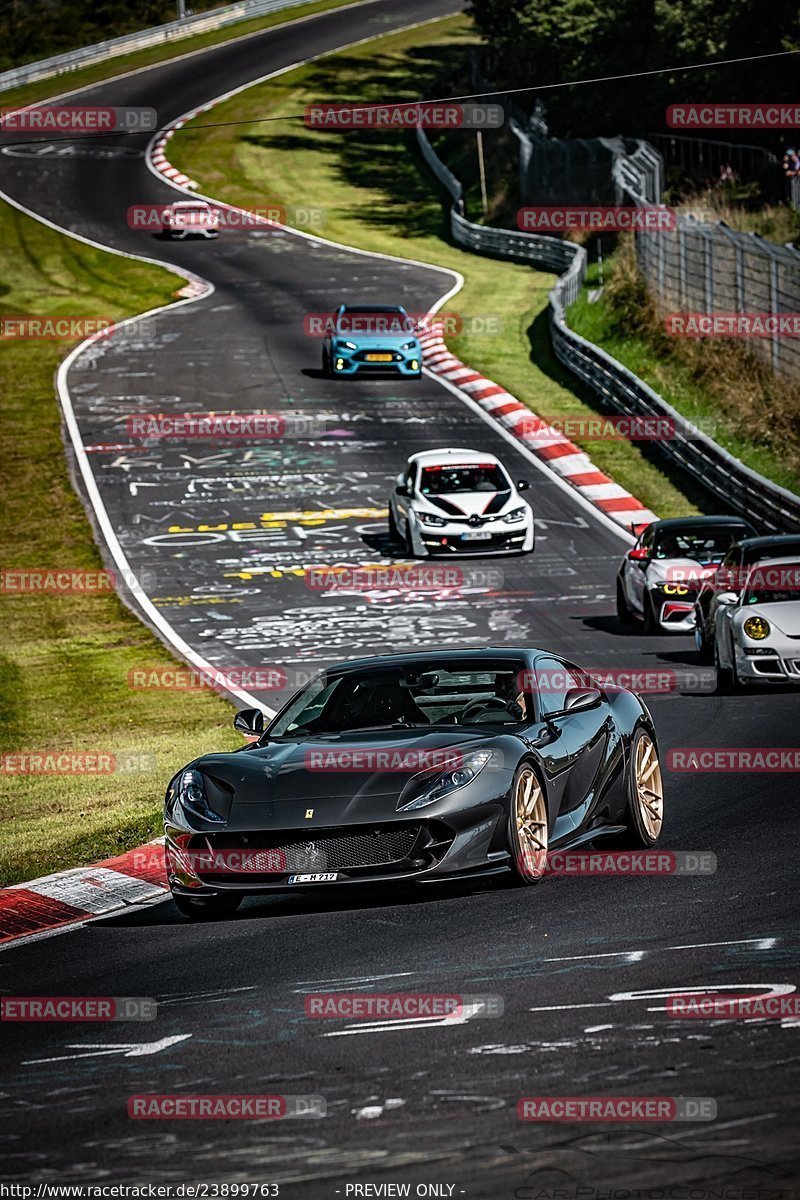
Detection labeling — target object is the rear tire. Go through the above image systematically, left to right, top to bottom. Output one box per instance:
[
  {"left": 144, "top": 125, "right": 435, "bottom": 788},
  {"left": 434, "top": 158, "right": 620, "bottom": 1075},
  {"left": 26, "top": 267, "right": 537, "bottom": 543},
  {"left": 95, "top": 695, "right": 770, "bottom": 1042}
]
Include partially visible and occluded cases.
[
  {"left": 322, "top": 348, "right": 331, "bottom": 377},
  {"left": 694, "top": 614, "right": 712, "bottom": 663},
  {"left": 609, "top": 726, "right": 664, "bottom": 848},
  {"left": 506, "top": 764, "right": 549, "bottom": 886},
  {"left": 172, "top": 892, "right": 243, "bottom": 920}
]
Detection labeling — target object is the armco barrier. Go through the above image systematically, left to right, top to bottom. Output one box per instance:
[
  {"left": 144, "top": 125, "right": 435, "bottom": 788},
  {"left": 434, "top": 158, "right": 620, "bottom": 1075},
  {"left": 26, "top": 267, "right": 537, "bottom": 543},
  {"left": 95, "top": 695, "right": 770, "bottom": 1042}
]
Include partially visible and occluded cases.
[
  {"left": 0, "top": 0, "right": 325, "bottom": 94},
  {"left": 416, "top": 123, "right": 800, "bottom": 534}
]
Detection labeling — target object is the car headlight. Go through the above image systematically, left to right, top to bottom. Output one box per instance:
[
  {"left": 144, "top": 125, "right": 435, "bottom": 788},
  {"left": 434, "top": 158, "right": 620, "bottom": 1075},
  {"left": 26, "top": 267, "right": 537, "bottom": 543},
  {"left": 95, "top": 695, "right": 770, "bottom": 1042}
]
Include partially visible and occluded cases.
[
  {"left": 338, "top": 340, "right": 358, "bottom": 351},
  {"left": 401, "top": 340, "right": 418, "bottom": 351},
  {"left": 503, "top": 506, "right": 526, "bottom": 524},
  {"left": 418, "top": 510, "right": 447, "bottom": 527},
  {"left": 743, "top": 615, "right": 770, "bottom": 640},
  {"left": 399, "top": 749, "right": 493, "bottom": 810},
  {"left": 176, "top": 768, "right": 226, "bottom": 824}
]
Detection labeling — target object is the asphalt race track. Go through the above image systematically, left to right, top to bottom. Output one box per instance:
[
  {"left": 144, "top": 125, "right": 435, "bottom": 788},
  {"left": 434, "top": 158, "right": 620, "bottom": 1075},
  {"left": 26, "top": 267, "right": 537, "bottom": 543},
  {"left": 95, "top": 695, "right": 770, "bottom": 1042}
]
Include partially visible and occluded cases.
[{"left": 1, "top": 0, "right": 799, "bottom": 1194}]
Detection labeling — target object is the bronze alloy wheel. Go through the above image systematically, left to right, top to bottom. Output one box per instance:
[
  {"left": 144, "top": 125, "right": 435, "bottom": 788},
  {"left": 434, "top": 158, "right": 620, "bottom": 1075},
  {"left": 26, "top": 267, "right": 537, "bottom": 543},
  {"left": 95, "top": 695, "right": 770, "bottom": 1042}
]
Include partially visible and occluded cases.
[
  {"left": 634, "top": 732, "right": 664, "bottom": 840},
  {"left": 514, "top": 765, "right": 549, "bottom": 881}
]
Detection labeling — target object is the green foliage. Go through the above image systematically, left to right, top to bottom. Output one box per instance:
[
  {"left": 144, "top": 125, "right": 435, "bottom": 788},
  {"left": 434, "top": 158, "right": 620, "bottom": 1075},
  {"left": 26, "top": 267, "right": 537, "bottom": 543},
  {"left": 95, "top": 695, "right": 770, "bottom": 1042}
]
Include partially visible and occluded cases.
[{"left": 466, "top": 0, "right": 800, "bottom": 136}]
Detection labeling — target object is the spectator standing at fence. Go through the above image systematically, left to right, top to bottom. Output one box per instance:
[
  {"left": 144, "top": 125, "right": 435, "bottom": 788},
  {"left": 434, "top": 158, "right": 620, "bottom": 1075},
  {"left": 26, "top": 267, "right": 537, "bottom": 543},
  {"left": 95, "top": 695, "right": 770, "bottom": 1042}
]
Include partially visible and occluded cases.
[
  {"left": 783, "top": 148, "right": 800, "bottom": 177},
  {"left": 717, "top": 162, "right": 737, "bottom": 186}
]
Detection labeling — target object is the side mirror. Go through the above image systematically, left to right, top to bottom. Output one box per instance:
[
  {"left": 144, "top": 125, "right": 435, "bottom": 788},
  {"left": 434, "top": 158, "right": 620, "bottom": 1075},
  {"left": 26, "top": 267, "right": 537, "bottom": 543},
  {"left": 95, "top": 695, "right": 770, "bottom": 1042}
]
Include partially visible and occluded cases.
[
  {"left": 517, "top": 479, "right": 530, "bottom": 491},
  {"left": 395, "top": 483, "right": 410, "bottom": 497},
  {"left": 715, "top": 591, "right": 738, "bottom": 606},
  {"left": 563, "top": 686, "right": 602, "bottom": 713},
  {"left": 233, "top": 708, "right": 264, "bottom": 737}
]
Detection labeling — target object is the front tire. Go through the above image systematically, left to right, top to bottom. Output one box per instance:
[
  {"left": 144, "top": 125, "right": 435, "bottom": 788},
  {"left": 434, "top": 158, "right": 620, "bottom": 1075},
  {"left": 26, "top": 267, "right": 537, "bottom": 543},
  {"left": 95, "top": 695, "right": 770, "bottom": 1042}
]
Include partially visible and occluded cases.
[
  {"left": 616, "top": 577, "right": 633, "bottom": 625},
  {"left": 642, "top": 592, "right": 657, "bottom": 635},
  {"left": 714, "top": 638, "right": 734, "bottom": 692},
  {"left": 612, "top": 727, "right": 664, "bottom": 848},
  {"left": 506, "top": 764, "right": 549, "bottom": 885},
  {"left": 172, "top": 892, "right": 243, "bottom": 920}
]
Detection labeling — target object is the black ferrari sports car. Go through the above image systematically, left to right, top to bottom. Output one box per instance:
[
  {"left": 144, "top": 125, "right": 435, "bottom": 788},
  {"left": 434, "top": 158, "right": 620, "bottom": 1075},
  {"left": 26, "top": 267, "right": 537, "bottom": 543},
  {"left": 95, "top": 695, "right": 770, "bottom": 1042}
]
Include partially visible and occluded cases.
[{"left": 164, "top": 648, "right": 664, "bottom": 918}]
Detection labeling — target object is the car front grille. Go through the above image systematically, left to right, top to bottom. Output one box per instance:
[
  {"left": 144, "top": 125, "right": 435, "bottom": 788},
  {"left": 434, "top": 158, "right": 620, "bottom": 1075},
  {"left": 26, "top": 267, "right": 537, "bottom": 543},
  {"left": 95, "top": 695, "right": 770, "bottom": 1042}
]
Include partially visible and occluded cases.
[{"left": 201, "top": 825, "right": 423, "bottom": 874}]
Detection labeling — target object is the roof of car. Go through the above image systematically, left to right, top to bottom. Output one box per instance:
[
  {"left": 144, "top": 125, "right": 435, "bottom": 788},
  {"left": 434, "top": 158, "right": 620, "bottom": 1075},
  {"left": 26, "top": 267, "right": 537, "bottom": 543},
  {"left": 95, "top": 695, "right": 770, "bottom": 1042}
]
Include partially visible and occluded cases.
[
  {"left": 172, "top": 200, "right": 211, "bottom": 207},
  {"left": 339, "top": 304, "right": 405, "bottom": 313},
  {"left": 410, "top": 448, "right": 501, "bottom": 467},
  {"left": 648, "top": 515, "right": 754, "bottom": 531},
  {"left": 738, "top": 535, "right": 800, "bottom": 555},
  {"left": 744, "top": 555, "right": 800, "bottom": 569},
  {"left": 325, "top": 648, "right": 542, "bottom": 675}
]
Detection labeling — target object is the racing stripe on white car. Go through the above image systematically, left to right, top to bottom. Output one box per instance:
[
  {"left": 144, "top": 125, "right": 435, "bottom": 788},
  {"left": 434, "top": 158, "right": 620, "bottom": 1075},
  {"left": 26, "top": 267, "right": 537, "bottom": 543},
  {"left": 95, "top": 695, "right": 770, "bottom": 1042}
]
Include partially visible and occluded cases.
[{"left": 418, "top": 329, "right": 658, "bottom": 535}]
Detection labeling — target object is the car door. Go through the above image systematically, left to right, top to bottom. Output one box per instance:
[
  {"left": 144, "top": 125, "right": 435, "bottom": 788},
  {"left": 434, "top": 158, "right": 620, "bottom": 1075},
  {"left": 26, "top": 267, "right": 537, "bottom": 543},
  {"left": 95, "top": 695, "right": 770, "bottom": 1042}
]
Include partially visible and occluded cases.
[{"left": 527, "top": 656, "right": 612, "bottom": 823}]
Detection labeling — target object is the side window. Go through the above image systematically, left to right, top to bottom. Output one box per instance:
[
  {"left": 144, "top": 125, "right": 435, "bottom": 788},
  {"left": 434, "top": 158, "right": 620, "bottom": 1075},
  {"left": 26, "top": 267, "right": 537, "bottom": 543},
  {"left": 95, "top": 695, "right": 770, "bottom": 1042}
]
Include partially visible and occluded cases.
[
  {"left": 406, "top": 464, "right": 417, "bottom": 492},
  {"left": 716, "top": 546, "right": 738, "bottom": 592},
  {"left": 535, "top": 657, "right": 587, "bottom": 717}
]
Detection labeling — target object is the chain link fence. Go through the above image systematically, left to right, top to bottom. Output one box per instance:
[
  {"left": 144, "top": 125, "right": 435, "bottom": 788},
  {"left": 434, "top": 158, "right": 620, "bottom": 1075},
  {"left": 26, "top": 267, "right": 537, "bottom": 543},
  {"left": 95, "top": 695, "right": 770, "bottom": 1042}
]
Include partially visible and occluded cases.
[
  {"left": 415, "top": 123, "right": 800, "bottom": 532},
  {"left": 616, "top": 153, "right": 800, "bottom": 379}
]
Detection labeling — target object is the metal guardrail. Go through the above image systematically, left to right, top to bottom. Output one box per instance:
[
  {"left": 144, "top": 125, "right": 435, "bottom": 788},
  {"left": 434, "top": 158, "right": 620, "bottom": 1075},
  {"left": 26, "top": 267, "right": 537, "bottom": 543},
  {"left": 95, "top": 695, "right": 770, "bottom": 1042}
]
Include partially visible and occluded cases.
[
  {"left": 0, "top": 0, "right": 319, "bottom": 94},
  {"left": 416, "top": 124, "right": 800, "bottom": 534},
  {"left": 647, "top": 132, "right": 778, "bottom": 179}
]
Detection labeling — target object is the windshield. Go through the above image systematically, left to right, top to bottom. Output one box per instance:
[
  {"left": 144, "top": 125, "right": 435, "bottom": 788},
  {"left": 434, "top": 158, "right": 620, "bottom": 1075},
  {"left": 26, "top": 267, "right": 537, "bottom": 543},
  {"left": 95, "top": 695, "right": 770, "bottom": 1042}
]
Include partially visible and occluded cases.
[
  {"left": 337, "top": 308, "right": 413, "bottom": 337},
  {"left": 420, "top": 464, "right": 509, "bottom": 495},
  {"left": 652, "top": 525, "right": 749, "bottom": 563},
  {"left": 743, "top": 562, "right": 800, "bottom": 606},
  {"left": 268, "top": 661, "right": 530, "bottom": 736}
]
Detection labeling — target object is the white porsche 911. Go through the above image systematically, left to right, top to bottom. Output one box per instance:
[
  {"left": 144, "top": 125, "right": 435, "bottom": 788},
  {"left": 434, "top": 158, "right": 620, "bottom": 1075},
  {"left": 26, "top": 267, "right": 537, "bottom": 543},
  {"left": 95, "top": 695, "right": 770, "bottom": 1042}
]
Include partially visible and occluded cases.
[
  {"left": 388, "top": 448, "right": 535, "bottom": 557},
  {"left": 713, "top": 556, "right": 800, "bottom": 690}
]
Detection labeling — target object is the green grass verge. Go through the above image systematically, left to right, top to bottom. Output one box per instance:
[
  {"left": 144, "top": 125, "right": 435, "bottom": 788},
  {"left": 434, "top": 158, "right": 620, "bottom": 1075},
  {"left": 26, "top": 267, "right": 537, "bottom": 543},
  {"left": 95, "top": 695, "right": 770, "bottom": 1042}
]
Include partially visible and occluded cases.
[
  {"left": 0, "top": 0, "right": 366, "bottom": 111},
  {"left": 169, "top": 15, "right": 706, "bottom": 518},
  {"left": 0, "top": 205, "right": 239, "bottom": 887},
  {"left": 569, "top": 254, "right": 800, "bottom": 495}
]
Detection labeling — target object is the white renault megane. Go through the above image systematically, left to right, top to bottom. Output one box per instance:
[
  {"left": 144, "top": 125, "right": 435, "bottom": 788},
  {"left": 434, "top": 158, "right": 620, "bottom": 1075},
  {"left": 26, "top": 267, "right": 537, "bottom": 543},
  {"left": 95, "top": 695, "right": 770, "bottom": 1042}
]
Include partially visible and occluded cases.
[{"left": 388, "top": 448, "right": 535, "bottom": 557}]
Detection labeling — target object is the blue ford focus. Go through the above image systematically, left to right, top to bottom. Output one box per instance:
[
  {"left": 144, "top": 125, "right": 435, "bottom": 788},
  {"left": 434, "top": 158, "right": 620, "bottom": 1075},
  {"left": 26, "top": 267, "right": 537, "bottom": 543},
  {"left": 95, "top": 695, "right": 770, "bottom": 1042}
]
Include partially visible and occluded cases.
[{"left": 322, "top": 304, "right": 422, "bottom": 378}]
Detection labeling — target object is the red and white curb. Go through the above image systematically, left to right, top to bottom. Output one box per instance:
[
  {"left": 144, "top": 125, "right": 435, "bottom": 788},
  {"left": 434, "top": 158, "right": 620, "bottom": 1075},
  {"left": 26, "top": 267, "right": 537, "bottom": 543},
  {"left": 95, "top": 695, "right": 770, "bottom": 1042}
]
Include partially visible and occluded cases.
[
  {"left": 151, "top": 116, "right": 199, "bottom": 190},
  {"left": 419, "top": 329, "right": 658, "bottom": 535},
  {"left": 0, "top": 842, "right": 168, "bottom": 946}
]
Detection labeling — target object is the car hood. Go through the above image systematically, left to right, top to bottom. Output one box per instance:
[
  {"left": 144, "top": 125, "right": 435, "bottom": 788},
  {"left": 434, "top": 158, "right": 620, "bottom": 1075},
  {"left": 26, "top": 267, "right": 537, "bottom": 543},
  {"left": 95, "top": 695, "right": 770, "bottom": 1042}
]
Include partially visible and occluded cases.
[
  {"left": 335, "top": 331, "right": 417, "bottom": 346},
  {"left": 419, "top": 491, "right": 516, "bottom": 519},
  {"left": 646, "top": 557, "right": 719, "bottom": 586},
  {"left": 734, "top": 601, "right": 800, "bottom": 637},
  {"left": 195, "top": 727, "right": 500, "bottom": 830}
]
